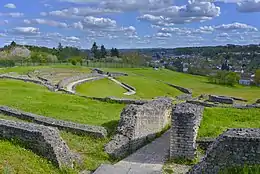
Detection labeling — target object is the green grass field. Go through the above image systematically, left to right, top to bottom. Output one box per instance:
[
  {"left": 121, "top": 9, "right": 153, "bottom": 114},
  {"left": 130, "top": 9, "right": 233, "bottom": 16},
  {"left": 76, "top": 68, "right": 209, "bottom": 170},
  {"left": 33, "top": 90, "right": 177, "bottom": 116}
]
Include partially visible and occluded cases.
[
  {"left": 0, "top": 66, "right": 260, "bottom": 173},
  {"left": 104, "top": 68, "right": 260, "bottom": 102},
  {"left": 76, "top": 75, "right": 182, "bottom": 99},
  {"left": 76, "top": 78, "right": 126, "bottom": 98},
  {"left": 0, "top": 79, "right": 124, "bottom": 126},
  {"left": 199, "top": 108, "right": 260, "bottom": 138},
  {"left": 0, "top": 140, "right": 63, "bottom": 174}
]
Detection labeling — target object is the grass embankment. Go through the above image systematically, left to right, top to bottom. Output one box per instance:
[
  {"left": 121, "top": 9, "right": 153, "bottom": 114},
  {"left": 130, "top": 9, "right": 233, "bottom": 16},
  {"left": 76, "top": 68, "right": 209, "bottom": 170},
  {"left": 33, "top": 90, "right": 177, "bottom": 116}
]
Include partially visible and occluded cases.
[
  {"left": 104, "top": 68, "right": 260, "bottom": 102},
  {"left": 76, "top": 75, "right": 182, "bottom": 99},
  {"left": 76, "top": 78, "right": 126, "bottom": 98},
  {"left": 0, "top": 79, "right": 124, "bottom": 172},
  {"left": 0, "top": 79, "right": 124, "bottom": 126},
  {"left": 199, "top": 108, "right": 260, "bottom": 138},
  {"left": 0, "top": 140, "right": 63, "bottom": 174}
]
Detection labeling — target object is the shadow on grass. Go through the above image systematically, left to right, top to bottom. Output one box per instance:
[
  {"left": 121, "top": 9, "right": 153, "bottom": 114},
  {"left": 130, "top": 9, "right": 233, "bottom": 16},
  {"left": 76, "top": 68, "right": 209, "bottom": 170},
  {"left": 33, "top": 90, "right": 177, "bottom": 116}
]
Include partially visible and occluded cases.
[{"left": 102, "top": 120, "right": 119, "bottom": 137}]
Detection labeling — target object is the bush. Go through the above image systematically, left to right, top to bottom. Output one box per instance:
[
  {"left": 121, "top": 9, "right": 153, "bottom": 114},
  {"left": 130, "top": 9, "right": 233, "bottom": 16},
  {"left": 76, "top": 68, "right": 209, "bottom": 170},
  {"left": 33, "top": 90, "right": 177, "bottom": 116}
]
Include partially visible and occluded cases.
[
  {"left": 0, "top": 59, "right": 15, "bottom": 67},
  {"left": 71, "top": 59, "right": 77, "bottom": 66},
  {"left": 208, "top": 71, "right": 240, "bottom": 86}
]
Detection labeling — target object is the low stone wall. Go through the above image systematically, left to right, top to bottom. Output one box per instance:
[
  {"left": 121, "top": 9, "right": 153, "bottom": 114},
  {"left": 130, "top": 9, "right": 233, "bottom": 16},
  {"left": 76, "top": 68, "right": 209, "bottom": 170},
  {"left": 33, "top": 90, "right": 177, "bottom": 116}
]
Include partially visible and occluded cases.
[
  {"left": 91, "top": 68, "right": 128, "bottom": 77},
  {"left": 0, "top": 74, "right": 56, "bottom": 91},
  {"left": 121, "top": 82, "right": 136, "bottom": 91},
  {"left": 165, "top": 82, "right": 192, "bottom": 94},
  {"left": 176, "top": 94, "right": 193, "bottom": 101},
  {"left": 208, "top": 95, "right": 234, "bottom": 104},
  {"left": 105, "top": 97, "right": 173, "bottom": 158},
  {"left": 186, "top": 100, "right": 217, "bottom": 107},
  {"left": 170, "top": 103, "right": 204, "bottom": 160},
  {"left": 0, "top": 106, "right": 107, "bottom": 138},
  {"left": 0, "top": 119, "right": 74, "bottom": 168},
  {"left": 189, "top": 128, "right": 260, "bottom": 174}
]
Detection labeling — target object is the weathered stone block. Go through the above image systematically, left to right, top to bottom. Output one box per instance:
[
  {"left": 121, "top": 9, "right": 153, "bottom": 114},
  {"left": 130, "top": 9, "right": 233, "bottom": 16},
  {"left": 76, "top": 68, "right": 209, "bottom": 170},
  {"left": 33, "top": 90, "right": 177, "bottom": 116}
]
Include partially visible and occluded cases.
[
  {"left": 208, "top": 95, "right": 234, "bottom": 104},
  {"left": 105, "top": 97, "right": 172, "bottom": 158},
  {"left": 170, "top": 103, "right": 204, "bottom": 160},
  {"left": 0, "top": 119, "right": 75, "bottom": 168},
  {"left": 189, "top": 128, "right": 260, "bottom": 174}
]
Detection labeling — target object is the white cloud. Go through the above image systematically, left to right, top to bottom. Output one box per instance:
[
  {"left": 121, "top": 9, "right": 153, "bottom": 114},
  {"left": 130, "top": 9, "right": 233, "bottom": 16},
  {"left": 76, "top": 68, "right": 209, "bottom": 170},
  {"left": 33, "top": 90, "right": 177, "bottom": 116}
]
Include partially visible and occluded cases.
[
  {"left": 237, "top": 0, "right": 260, "bottom": 12},
  {"left": 138, "top": 1, "right": 220, "bottom": 25},
  {"left": 4, "top": 3, "right": 16, "bottom": 9},
  {"left": 45, "top": 7, "right": 119, "bottom": 18},
  {"left": 0, "top": 12, "right": 24, "bottom": 17},
  {"left": 72, "top": 16, "right": 117, "bottom": 30},
  {"left": 24, "top": 19, "right": 69, "bottom": 28},
  {"left": 214, "top": 22, "right": 258, "bottom": 31},
  {"left": 11, "top": 27, "right": 40, "bottom": 35},
  {"left": 155, "top": 32, "right": 172, "bottom": 38},
  {"left": 217, "top": 32, "right": 230, "bottom": 37},
  {"left": 65, "top": 36, "right": 80, "bottom": 41}
]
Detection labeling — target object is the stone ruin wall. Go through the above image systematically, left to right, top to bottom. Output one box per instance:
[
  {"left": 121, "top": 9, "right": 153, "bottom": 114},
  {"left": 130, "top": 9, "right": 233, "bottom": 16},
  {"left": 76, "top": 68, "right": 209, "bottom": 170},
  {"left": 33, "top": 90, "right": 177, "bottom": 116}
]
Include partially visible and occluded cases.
[
  {"left": 208, "top": 95, "right": 234, "bottom": 104},
  {"left": 105, "top": 98, "right": 173, "bottom": 158},
  {"left": 170, "top": 103, "right": 204, "bottom": 160},
  {"left": 0, "top": 106, "right": 107, "bottom": 138},
  {"left": 0, "top": 119, "right": 75, "bottom": 168},
  {"left": 189, "top": 128, "right": 260, "bottom": 174}
]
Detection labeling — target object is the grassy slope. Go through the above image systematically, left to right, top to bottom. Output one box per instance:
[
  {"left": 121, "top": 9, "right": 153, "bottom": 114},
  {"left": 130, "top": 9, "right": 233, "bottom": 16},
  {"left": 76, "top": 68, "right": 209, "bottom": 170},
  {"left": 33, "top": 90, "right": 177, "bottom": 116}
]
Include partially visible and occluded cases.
[
  {"left": 104, "top": 68, "right": 260, "bottom": 102},
  {"left": 115, "top": 75, "right": 182, "bottom": 99},
  {"left": 76, "top": 78, "right": 126, "bottom": 98},
  {"left": 0, "top": 79, "right": 124, "bottom": 126},
  {"left": 199, "top": 108, "right": 260, "bottom": 138},
  {"left": 0, "top": 140, "right": 63, "bottom": 174}
]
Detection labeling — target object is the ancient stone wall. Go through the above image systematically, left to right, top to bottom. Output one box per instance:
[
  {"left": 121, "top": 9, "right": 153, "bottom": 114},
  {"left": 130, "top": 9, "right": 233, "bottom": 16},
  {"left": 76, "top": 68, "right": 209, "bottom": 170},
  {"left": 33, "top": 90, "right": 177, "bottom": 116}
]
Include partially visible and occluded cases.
[
  {"left": 0, "top": 74, "right": 56, "bottom": 91},
  {"left": 165, "top": 82, "right": 192, "bottom": 94},
  {"left": 208, "top": 95, "right": 234, "bottom": 104},
  {"left": 105, "top": 98, "right": 173, "bottom": 158},
  {"left": 170, "top": 103, "right": 204, "bottom": 160},
  {"left": 0, "top": 106, "right": 107, "bottom": 138},
  {"left": 0, "top": 119, "right": 74, "bottom": 168},
  {"left": 189, "top": 128, "right": 260, "bottom": 174}
]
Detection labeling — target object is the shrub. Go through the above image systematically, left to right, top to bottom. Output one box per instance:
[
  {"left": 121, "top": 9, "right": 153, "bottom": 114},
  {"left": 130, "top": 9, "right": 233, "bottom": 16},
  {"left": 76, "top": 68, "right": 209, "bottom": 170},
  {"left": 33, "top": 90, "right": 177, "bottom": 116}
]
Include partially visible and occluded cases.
[
  {"left": 0, "top": 59, "right": 15, "bottom": 67},
  {"left": 71, "top": 59, "right": 77, "bottom": 66},
  {"left": 208, "top": 71, "right": 240, "bottom": 86}
]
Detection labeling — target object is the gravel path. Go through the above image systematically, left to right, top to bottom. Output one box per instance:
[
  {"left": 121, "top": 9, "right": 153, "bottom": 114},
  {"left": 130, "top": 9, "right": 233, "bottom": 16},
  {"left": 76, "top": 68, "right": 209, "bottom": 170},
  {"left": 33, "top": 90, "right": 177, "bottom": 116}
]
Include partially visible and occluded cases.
[
  {"left": 66, "top": 77, "right": 102, "bottom": 93},
  {"left": 108, "top": 77, "right": 136, "bottom": 95},
  {"left": 94, "top": 130, "right": 170, "bottom": 174}
]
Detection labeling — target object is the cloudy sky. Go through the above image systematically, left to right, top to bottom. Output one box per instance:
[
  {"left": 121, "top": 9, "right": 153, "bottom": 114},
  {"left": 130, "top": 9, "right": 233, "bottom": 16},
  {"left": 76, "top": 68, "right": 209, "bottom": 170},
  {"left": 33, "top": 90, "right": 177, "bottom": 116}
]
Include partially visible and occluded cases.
[{"left": 0, "top": 0, "right": 260, "bottom": 49}]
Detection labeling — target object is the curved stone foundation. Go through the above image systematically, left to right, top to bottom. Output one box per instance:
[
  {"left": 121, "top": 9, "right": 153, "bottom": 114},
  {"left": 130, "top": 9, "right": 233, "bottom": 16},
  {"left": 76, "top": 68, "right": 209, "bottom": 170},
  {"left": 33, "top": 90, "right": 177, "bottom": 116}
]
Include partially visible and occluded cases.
[
  {"left": 0, "top": 74, "right": 56, "bottom": 91},
  {"left": 105, "top": 97, "right": 172, "bottom": 158},
  {"left": 0, "top": 106, "right": 107, "bottom": 138},
  {"left": 0, "top": 119, "right": 75, "bottom": 168},
  {"left": 189, "top": 128, "right": 260, "bottom": 174}
]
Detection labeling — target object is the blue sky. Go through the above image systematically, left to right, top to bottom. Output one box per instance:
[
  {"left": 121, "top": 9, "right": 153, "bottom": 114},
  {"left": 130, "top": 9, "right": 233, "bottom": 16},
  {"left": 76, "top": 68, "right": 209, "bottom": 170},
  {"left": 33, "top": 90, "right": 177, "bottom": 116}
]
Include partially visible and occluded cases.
[{"left": 0, "top": 0, "right": 260, "bottom": 49}]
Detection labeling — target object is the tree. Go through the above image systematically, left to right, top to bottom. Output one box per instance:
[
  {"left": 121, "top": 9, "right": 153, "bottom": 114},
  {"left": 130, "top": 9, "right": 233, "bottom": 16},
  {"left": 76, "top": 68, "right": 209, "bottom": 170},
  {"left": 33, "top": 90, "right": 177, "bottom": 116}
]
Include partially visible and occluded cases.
[
  {"left": 10, "top": 41, "right": 16, "bottom": 47},
  {"left": 91, "top": 42, "right": 100, "bottom": 59},
  {"left": 100, "top": 45, "right": 107, "bottom": 58},
  {"left": 110, "top": 48, "right": 120, "bottom": 57},
  {"left": 254, "top": 69, "right": 260, "bottom": 85}
]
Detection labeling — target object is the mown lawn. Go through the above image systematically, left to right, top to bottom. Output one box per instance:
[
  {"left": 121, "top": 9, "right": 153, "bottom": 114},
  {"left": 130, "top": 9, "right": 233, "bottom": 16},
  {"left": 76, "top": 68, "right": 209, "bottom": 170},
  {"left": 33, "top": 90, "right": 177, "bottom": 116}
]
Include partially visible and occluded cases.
[
  {"left": 104, "top": 68, "right": 260, "bottom": 102},
  {"left": 115, "top": 75, "right": 182, "bottom": 99},
  {"left": 76, "top": 78, "right": 126, "bottom": 98},
  {"left": 0, "top": 79, "right": 124, "bottom": 126},
  {"left": 199, "top": 108, "right": 260, "bottom": 138},
  {"left": 0, "top": 140, "right": 64, "bottom": 174}
]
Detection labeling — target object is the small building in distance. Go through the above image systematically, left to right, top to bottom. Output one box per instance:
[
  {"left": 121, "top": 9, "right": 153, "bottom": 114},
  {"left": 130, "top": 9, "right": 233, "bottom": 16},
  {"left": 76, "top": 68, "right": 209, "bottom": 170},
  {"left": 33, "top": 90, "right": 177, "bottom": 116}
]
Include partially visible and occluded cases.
[{"left": 239, "top": 73, "right": 254, "bottom": 86}]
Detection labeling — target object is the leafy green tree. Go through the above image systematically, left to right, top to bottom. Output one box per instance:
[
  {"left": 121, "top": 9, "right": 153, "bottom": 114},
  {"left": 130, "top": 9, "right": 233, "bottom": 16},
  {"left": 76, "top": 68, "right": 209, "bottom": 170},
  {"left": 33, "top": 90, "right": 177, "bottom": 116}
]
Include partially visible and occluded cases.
[
  {"left": 10, "top": 41, "right": 16, "bottom": 47},
  {"left": 91, "top": 42, "right": 100, "bottom": 59},
  {"left": 100, "top": 45, "right": 107, "bottom": 58},
  {"left": 254, "top": 69, "right": 260, "bottom": 85}
]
